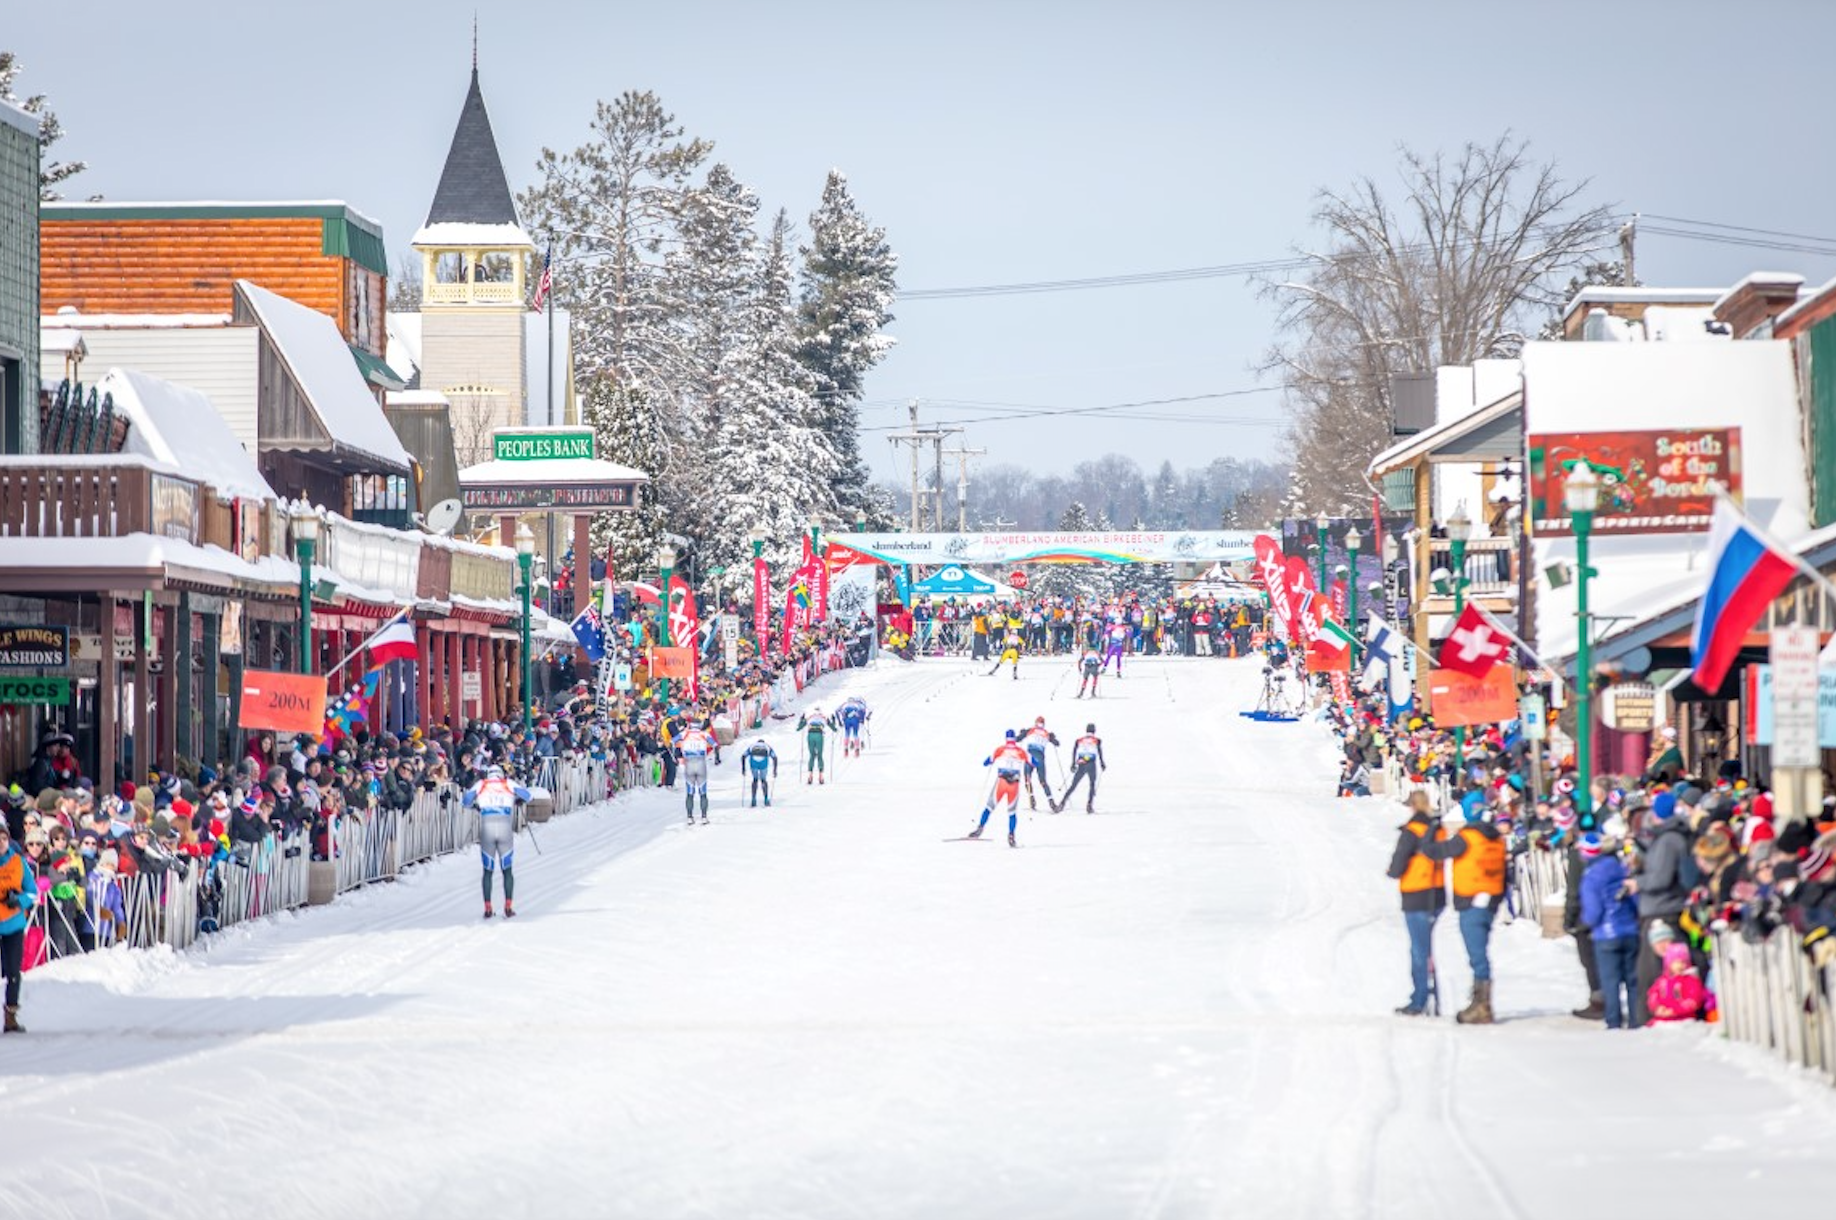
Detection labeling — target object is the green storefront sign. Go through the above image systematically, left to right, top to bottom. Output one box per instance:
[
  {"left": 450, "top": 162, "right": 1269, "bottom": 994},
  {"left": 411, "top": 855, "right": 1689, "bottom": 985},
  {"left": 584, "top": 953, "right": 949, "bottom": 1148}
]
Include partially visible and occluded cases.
[
  {"left": 493, "top": 431, "right": 595, "bottom": 462},
  {"left": 0, "top": 676, "right": 71, "bottom": 704}
]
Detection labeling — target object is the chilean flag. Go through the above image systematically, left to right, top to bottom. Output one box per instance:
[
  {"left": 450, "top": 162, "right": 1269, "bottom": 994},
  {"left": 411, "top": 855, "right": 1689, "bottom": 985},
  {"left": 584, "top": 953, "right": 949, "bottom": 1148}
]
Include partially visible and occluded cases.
[
  {"left": 1691, "top": 499, "right": 1797, "bottom": 692},
  {"left": 366, "top": 612, "right": 420, "bottom": 667}
]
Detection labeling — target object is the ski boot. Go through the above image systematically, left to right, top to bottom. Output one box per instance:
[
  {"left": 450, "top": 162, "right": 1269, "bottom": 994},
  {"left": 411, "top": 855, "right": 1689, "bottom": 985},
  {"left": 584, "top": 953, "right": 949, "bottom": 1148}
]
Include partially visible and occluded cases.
[
  {"left": 818, "top": 774, "right": 825, "bottom": 785},
  {"left": 1029, "top": 793, "right": 1038, "bottom": 811},
  {"left": 1049, "top": 799, "right": 1062, "bottom": 814},
  {"left": 1086, "top": 804, "right": 1096, "bottom": 814},
  {"left": 701, "top": 813, "right": 709, "bottom": 824},
  {"left": 965, "top": 827, "right": 983, "bottom": 839},
  {"left": 1007, "top": 832, "right": 1018, "bottom": 847},
  {"left": 504, "top": 901, "right": 517, "bottom": 919},
  {"left": 483, "top": 903, "right": 495, "bottom": 920},
  {"left": 3, "top": 1006, "right": 22, "bottom": 1033}
]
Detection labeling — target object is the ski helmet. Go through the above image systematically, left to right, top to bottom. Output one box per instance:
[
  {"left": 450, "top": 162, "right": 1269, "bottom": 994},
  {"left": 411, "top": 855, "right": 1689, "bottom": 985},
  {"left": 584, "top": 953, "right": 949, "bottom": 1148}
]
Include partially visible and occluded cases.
[
  {"left": 1035, "top": 716, "right": 1046, "bottom": 726},
  {"left": 1086, "top": 723, "right": 1096, "bottom": 733},
  {"left": 1004, "top": 729, "right": 1017, "bottom": 740}
]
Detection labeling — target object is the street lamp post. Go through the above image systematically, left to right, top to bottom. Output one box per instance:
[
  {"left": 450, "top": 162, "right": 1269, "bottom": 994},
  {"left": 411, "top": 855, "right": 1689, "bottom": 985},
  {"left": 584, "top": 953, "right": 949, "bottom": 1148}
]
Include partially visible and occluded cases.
[
  {"left": 1565, "top": 461, "right": 1602, "bottom": 829},
  {"left": 292, "top": 502, "right": 319, "bottom": 675},
  {"left": 1447, "top": 504, "right": 1471, "bottom": 783},
  {"left": 854, "top": 510, "right": 867, "bottom": 534},
  {"left": 1315, "top": 511, "right": 1330, "bottom": 596},
  {"left": 515, "top": 524, "right": 535, "bottom": 735},
  {"left": 1344, "top": 524, "right": 1362, "bottom": 662},
  {"left": 656, "top": 543, "right": 677, "bottom": 706}
]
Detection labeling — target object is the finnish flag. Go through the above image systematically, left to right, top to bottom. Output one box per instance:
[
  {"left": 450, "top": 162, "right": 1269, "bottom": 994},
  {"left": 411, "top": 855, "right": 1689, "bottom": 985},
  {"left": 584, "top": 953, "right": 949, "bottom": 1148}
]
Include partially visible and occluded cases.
[{"left": 1363, "top": 615, "right": 1400, "bottom": 686}]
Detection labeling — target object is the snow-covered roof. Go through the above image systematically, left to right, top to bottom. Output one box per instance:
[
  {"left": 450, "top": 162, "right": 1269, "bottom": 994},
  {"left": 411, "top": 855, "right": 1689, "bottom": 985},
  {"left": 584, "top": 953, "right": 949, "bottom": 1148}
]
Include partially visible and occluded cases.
[
  {"left": 0, "top": 99, "right": 37, "bottom": 139},
  {"left": 42, "top": 198, "right": 383, "bottom": 230},
  {"left": 410, "top": 221, "right": 533, "bottom": 249},
  {"left": 1711, "top": 271, "right": 1805, "bottom": 315},
  {"left": 1776, "top": 276, "right": 1836, "bottom": 330},
  {"left": 236, "top": 281, "right": 413, "bottom": 473},
  {"left": 41, "top": 311, "right": 235, "bottom": 329},
  {"left": 386, "top": 312, "right": 422, "bottom": 385},
  {"left": 40, "top": 328, "right": 86, "bottom": 357},
  {"left": 101, "top": 368, "right": 275, "bottom": 503},
  {"left": 385, "top": 389, "right": 448, "bottom": 408},
  {"left": 1367, "top": 390, "right": 1522, "bottom": 477},
  {"left": 458, "top": 455, "right": 650, "bottom": 486},
  {"left": 0, "top": 533, "right": 295, "bottom": 594}
]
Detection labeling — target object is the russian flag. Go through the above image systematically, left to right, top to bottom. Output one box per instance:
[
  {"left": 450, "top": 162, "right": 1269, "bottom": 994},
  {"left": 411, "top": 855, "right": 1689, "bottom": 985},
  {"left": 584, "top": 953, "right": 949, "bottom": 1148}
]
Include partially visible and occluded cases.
[
  {"left": 1691, "top": 499, "right": 1797, "bottom": 692},
  {"left": 366, "top": 612, "right": 420, "bottom": 667}
]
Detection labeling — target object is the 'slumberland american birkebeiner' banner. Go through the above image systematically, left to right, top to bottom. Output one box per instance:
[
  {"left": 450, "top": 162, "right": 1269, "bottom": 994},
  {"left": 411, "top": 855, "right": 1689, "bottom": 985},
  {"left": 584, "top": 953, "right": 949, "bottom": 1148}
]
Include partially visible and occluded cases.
[{"left": 830, "top": 530, "right": 1259, "bottom": 566}]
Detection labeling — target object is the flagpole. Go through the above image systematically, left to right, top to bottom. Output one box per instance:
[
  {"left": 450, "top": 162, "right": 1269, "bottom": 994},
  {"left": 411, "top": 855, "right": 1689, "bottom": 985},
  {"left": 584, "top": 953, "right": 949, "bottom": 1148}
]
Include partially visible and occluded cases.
[{"left": 324, "top": 609, "right": 413, "bottom": 681}]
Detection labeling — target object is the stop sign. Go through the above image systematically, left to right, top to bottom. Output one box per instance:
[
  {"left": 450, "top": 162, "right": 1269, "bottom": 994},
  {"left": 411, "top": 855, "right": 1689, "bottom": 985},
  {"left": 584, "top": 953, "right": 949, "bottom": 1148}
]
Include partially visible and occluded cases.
[{"left": 1009, "top": 569, "right": 1029, "bottom": 589}]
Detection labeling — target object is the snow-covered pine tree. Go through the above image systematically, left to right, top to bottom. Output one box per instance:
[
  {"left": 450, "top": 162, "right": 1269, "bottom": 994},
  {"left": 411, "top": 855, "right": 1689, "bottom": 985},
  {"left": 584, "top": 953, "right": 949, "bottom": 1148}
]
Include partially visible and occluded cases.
[
  {"left": 0, "top": 51, "right": 88, "bottom": 200},
  {"left": 517, "top": 91, "right": 711, "bottom": 464},
  {"left": 665, "top": 163, "right": 762, "bottom": 545},
  {"left": 796, "top": 170, "right": 898, "bottom": 525},
  {"left": 703, "top": 211, "right": 841, "bottom": 573},
  {"left": 583, "top": 375, "right": 670, "bottom": 581},
  {"left": 1036, "top": 502, "right": 1110, "bottom": 604}
]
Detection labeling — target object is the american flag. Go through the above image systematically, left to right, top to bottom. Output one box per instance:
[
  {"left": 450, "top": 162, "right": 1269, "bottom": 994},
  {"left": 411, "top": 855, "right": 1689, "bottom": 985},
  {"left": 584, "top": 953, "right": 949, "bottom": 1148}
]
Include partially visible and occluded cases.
[{"left": 531, "top": 246, "right": 553, "bottom": 313}]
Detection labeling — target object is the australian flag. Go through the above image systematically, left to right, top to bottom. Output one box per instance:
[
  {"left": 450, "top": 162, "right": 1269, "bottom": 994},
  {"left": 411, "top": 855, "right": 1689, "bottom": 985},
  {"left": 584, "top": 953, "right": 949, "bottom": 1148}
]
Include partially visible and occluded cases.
[{"left": 571, "top": 602, "right": 607, "bottom": 662}]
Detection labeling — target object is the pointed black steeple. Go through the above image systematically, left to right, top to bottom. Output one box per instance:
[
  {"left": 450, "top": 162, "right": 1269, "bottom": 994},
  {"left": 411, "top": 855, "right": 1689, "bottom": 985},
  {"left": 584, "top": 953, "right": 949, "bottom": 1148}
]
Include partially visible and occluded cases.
[{"left": 425, "top": 68, "right": 519, "bottom": 227}]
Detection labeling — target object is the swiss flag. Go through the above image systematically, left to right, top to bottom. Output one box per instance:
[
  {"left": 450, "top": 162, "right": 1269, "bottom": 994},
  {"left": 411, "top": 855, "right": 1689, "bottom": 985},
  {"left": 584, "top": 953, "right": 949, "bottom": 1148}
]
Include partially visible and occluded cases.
[{"left": 1438, "top": 603, "right": 1510, "bottom": 678}]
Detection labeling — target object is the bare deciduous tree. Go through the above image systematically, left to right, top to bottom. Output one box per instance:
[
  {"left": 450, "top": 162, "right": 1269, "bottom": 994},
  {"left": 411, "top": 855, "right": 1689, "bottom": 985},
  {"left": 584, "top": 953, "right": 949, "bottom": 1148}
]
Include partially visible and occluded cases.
[{"left": 1260, "top": 134, "right": 1617, "bottom": 514}]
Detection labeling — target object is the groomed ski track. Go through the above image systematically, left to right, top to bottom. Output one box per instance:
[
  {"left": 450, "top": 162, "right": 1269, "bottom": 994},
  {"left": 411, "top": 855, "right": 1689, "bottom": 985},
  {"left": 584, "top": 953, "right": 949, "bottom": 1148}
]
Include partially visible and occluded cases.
[{"left": 3, "top": 656, "right": 1834, "bottom": 1220}]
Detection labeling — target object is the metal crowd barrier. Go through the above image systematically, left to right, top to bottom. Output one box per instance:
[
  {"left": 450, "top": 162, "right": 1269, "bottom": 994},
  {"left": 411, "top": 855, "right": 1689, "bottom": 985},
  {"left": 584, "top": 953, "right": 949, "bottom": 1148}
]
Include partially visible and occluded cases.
[
  {"left": 334, "top": 808, "right": 400, "bottom": 892},
  {"left": 217, "top": 832, "right": 313, "bottom": 930},
  {"left": 1509, "top": 844, "right": 1567, "bottom": 932},
  {"left": 1713, "top": 928, "right": 1836, "bottom": 1083}
]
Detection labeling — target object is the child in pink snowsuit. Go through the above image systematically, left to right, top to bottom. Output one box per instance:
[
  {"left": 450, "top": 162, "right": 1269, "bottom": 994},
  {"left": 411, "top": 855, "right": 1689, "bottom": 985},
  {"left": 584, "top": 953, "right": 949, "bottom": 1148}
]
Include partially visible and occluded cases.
[{"left": 1646, "top": 941, "right": 1706, "bottom": 1023}]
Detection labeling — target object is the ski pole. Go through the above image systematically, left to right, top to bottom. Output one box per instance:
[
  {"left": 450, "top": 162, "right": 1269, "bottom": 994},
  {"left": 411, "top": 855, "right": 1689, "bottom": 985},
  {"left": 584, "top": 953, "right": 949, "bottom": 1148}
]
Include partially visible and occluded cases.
[{"left": 521, "top": 806, "right": 544, "bottom": 855}]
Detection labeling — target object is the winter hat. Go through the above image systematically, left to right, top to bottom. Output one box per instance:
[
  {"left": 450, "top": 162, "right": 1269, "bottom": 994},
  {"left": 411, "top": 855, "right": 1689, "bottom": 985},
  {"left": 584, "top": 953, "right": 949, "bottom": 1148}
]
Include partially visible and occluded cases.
[
  {"left": 1673, "top": 784, "right": 1704, "bottom": 810},
  {"left": 133, "top": 786, "right": 155, "bottom": 814},
  {"left": 35, "top": 788, "right": 62, "bottom": 813},
  {"left": 1460, "top": 790, "right": 1488, "bottom": 822},
  {"left": 1649, "top": 791, "right": 1678, "bottom": 822},
  {"left": 1751, "top": 792, "right": 1775, "bottom": 821},
  {"left": 239, "top": 794, "right": 260, "bottom": 818},
  {"left": 171, "top": 798, "right": 194, "bottom": 819},
  {"left": 1553, "top": 807, "right": 1579, "bottom": 832},
  {"left": 1601, "top": 813, "right": 1629, "bottom": 840},
  {"left": 1694, "top": 824, "right": 1735, "bottom": 865},
  {"left": 1577, "top": 831, "right": 1605, "bottom": 859},
  {"left": 98, "top": 847, "right": 118, "bottom": 871},
  {"left": 1647, "top": 920, "right": 1678, "bottom": 948},
  {"left": 1661, "top": 941, "right": 1693, "bottom": 971}
]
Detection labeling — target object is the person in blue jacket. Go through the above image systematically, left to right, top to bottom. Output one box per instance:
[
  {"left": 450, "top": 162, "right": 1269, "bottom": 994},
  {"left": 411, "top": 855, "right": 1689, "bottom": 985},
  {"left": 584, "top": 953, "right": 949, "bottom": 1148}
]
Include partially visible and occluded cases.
[
  {"left": 0, "top": 821, "right": 41, "bottom": 1033},
  {"left": 1577, "top": 831, "right": 1641, "bottom": 1030}
]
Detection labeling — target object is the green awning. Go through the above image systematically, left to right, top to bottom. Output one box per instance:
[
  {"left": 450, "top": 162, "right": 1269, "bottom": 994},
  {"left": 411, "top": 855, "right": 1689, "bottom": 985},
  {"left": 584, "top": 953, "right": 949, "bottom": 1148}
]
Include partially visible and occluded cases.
[
  {"left": 322, "top": 217, "right": 390, "bottom": 277},
  {"left": 348, "top": 344, "right": 407, "bottom": 391}
]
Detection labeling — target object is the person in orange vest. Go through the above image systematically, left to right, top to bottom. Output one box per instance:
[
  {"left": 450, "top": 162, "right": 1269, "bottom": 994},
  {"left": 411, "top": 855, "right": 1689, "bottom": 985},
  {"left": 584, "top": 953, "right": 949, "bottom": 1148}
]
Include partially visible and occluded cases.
[
  {"left": 1422, "top": 789, "right": 1507, "bottom": 1024},
  {"left": 1385, "top": 790, "right": 1447, "bottom": 1016},
  {"left": 0, "top": 820, "right": 41, "bottom": 1032}
]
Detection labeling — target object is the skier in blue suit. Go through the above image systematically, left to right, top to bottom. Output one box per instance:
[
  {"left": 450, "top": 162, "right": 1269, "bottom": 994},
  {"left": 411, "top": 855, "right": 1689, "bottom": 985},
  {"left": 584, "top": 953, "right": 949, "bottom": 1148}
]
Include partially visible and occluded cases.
[{"left": 839, "top": 697, "right": 871, "bottom": 758}]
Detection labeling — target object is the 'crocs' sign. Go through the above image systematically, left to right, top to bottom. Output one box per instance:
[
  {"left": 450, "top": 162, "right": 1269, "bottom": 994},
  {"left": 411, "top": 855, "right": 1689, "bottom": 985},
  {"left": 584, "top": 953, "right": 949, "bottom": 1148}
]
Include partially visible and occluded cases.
[{"left": 0, "top": 676, "right": 70, "bottom": 703}]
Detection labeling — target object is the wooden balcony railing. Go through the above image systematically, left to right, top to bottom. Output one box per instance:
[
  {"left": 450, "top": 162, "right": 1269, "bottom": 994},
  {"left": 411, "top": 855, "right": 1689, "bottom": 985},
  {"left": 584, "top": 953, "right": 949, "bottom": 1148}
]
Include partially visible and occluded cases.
[{"left": 0, "top": 462, "right": 157, "bottom": 538}]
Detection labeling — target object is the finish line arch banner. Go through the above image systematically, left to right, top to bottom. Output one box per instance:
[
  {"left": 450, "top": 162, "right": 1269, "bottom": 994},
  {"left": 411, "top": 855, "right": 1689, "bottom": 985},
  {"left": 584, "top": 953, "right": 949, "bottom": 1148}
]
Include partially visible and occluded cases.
[{"left": 831, "top": 531, "right": 1259, "bottom": 566}]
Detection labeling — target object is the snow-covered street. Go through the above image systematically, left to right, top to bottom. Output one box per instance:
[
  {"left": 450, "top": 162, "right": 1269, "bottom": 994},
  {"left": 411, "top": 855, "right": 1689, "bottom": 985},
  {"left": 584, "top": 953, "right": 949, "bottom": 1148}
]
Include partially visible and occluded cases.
[{"left": 4, "top": 656, "right": 1835, "bottom": 1220}]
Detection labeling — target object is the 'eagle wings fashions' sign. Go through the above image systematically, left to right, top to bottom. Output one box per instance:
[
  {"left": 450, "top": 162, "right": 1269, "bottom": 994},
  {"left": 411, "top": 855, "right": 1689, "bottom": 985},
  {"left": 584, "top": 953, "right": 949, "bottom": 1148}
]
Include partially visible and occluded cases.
[{"left": 0, "top": 625, "right": 70, "bottom": 668}]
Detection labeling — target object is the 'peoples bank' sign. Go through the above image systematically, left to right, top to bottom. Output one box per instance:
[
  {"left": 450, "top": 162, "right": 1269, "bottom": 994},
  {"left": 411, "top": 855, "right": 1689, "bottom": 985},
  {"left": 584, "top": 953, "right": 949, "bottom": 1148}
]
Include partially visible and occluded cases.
[{"left": 493, "top": 430, "right": 595, "bottom": 462}]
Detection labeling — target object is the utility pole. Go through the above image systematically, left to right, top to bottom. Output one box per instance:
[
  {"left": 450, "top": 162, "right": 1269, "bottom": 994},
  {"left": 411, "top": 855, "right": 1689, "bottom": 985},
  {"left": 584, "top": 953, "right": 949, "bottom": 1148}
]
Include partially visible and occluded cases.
[
  {"left": 888, "top": 401, "right": 958, "bottom": 531},
  {"left": 943, "top": 441, "right": 986, "bottom": 533}
]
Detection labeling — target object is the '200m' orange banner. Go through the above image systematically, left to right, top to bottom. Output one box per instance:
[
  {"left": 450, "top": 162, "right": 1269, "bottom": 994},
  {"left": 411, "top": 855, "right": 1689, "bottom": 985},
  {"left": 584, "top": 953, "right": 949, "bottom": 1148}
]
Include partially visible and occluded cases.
[
  {"left": 647, "top": 646, "right": 697, "bottom": 679},
  {"left": 238, "top": 669, "right": 329, "bottom": 734}
]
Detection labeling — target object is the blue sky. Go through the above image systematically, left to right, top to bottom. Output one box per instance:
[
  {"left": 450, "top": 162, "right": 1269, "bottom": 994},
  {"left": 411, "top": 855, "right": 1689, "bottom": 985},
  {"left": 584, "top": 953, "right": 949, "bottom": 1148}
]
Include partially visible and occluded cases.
[{"left": 12, "top": 0, "right": 1836, "bottom": 483}]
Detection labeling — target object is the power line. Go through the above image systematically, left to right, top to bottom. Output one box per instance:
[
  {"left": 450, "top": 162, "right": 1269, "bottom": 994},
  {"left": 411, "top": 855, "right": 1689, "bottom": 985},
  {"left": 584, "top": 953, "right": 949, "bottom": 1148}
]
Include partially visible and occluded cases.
[
  {"left": 896, "top": 212, "right": 1836, "bottom": 303},
  {"left": 859, "top": 388, "right": 1291, "bottom": 433}
]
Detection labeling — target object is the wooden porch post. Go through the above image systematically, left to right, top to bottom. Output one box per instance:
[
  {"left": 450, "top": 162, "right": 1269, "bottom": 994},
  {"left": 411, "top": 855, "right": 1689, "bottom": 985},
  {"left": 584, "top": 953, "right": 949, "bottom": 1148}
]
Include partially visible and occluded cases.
[
  {"left": 175, "top": 593, "right": 194, "bottom": 768},
  {"left": 99, "top": 595, "right": 118, "bottom": 791},
  {"left": 133, "top": 597, "right": 152, "bottom": 784},
  {"left": 200, "top": 607, "right": 221, "bottom": 771}
]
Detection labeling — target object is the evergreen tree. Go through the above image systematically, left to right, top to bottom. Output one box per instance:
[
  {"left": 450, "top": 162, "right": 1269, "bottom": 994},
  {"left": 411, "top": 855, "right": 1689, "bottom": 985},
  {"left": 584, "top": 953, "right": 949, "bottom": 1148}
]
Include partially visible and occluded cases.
[
  {"left": 0, "top": 51, "right": 88, "bottom": 200},
  {"left": 518, "top": 91, "right": 711, "bottom": 432},
  {"left": 797, "top": 170, "right": 898, "bottom": 523},
  {"left": 702, "top": 213, "right": 840, "bottom": 573},
  {"left": 583, "top": 377, "right": 669, "bottom": 581}
]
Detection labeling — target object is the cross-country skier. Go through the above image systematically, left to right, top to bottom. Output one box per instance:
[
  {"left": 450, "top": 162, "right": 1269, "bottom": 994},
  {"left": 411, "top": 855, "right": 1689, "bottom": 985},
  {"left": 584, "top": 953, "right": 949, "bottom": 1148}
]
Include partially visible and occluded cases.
[
  {"left": 1102, "top": 618, "right": 1129, "bottom": 676},
  {"left": 987, "top": 625, "right": 1023, "bottom": 680},
  {"left": 1075, "top": 646, "right": 1103, "bottom": 699},
  {"left": 839, "top": 697, "right": 871, "bottom": 757},
  {"left": 799, "top": 707, "right": 834, "bottom": 784},
  {"left": 1014, "top": 716, "right": 1059, "bottom": 810},
  {"left": 677, "top": 720, "right": 718, "bottom": 823},
  {"left": 1052, "top": 723, "right": 1107, "bottom": 813},
  {"left": 967, "top": 730, "right": 1029, "bottom": 847},
  {"left": 742, "top": 738, "right": 779, "bottom": 807},
  {"left": 464, "top": 765, "right": 529, "bottom": 918}
]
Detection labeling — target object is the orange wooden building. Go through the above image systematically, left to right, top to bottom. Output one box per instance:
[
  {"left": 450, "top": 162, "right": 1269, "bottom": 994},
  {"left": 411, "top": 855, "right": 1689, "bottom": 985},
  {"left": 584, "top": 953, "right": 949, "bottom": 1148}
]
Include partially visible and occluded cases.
[{"left": 39, "top": 201, "right": 390, "bottom": 359}]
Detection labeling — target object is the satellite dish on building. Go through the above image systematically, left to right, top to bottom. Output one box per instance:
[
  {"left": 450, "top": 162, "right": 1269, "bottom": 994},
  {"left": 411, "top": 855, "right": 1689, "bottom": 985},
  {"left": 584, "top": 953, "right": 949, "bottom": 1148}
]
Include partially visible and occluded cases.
[{"left": 425, "top": 498, "right": 464, "bottom": 536}]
